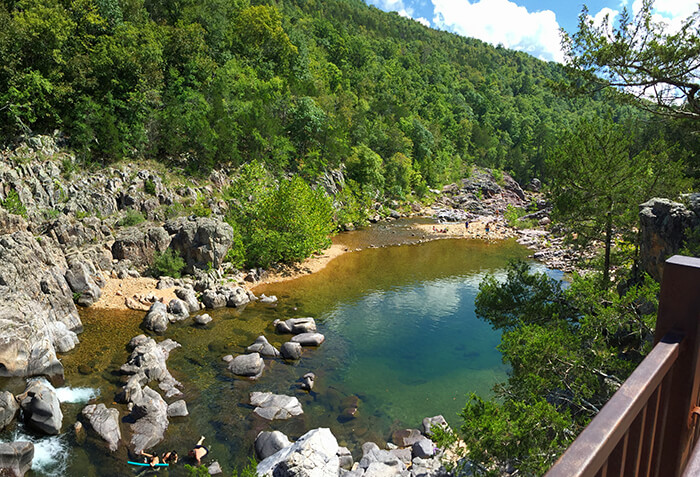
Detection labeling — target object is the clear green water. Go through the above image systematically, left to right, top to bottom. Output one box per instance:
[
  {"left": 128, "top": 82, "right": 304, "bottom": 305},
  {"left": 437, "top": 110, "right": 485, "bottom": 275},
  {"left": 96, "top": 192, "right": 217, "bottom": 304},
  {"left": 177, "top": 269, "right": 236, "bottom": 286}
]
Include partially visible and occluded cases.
[{"left": 0, "top": 231, "right": 547, "bottom": 476}]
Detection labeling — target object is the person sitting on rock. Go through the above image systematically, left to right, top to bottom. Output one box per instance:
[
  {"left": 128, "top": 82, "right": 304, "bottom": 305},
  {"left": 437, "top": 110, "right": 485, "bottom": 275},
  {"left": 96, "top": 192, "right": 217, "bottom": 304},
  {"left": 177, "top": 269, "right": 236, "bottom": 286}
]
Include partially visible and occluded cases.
[
  {"left": 189, "top": 436, "right": 209, "bottom": 466},
  {"left": 139, "top": 450, "right": 160, "bottom": 468},
  {"left": 162, "top": 450, "right": 178, "bottom": 464}
]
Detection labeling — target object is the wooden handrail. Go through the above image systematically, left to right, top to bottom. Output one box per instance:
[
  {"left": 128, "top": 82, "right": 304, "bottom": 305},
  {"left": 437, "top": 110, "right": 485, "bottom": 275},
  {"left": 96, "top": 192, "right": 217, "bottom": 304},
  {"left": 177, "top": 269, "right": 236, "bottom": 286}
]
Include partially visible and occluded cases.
[
  {"left": 546, "top": 255, "right": 700, "bottom": 477},
  {"left": 544, "top": 335, "right": 680, "bottom": 477}
]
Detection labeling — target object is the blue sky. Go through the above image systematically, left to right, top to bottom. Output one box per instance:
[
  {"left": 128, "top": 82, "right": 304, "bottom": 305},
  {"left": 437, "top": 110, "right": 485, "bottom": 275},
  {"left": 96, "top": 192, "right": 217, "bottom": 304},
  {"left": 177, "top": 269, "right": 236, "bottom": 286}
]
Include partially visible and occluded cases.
[{"left": 363, "top": 0, "right": 699, "bottom": 62}]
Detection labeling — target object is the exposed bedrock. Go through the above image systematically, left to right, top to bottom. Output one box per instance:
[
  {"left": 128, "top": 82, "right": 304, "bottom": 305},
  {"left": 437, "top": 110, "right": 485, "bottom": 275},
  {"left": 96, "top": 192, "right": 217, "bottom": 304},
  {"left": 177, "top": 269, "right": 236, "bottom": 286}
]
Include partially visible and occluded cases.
[
  {"left": 639, "top": 195, "right": 700, "bottom": 281},
  {"left": 164, "top": 217, "right": 234, "bottom": 274},
  {"left": 0, "top": 230, "right": 82, "bottom": 378}
]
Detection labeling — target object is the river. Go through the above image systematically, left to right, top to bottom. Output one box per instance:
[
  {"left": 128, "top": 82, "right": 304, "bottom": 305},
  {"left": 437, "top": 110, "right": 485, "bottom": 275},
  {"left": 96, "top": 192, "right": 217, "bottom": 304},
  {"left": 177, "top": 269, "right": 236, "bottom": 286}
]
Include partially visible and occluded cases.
[{"left": 1, "top": 222, "right": 560, "bottom": 476}]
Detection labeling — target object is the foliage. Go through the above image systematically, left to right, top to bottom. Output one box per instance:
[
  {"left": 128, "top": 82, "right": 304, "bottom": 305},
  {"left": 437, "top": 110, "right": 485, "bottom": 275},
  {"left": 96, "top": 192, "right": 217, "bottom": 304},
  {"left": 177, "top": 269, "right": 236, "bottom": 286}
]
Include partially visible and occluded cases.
[
  {"left": 0, "top": 0, "right": 638, "bottom": 187},
  {"left": 564, "top": 0, "right": 700, "bottom": 121},
  {"left": 546, "top": 115, "right": 688, "bottom": 284},
  {"left": 144, "top": 178, "right": 156, "bottom": 195},
  {"left": 1, "top": 190, "right": 27, "bottom": 218},
  {"left": 503, "top": 204, "right": 536, "bottom": 229},
  {"left": 118, "top": 209, "right": 146, "bottom": 227},
  {"left": 680, "top": 226, "right": 700, "bottom": 257},
  {"left": 151, "top": 249, "right": 186, "bottom": 278},
  {"left": 447, "top": 262, "right": 661, "bottom": 474}
]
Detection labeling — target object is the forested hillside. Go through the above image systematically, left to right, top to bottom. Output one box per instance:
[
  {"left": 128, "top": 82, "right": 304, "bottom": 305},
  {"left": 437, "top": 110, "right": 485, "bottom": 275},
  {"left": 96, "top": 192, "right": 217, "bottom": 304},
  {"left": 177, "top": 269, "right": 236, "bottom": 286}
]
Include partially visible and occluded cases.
[{"left": 1, "top": 0, "right": 630, "bottom": 187}]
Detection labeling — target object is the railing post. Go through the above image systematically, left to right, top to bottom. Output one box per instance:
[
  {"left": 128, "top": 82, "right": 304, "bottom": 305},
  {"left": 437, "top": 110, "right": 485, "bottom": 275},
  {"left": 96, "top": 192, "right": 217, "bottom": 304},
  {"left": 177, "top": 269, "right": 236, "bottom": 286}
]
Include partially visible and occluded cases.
[{"left": 652, "top": 255, "right": 700, "bottom": 476}]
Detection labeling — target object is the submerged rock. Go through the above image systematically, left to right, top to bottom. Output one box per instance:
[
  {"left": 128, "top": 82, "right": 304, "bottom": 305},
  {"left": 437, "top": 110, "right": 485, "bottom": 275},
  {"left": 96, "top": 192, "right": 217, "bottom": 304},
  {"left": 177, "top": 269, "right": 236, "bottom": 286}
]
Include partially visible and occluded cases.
[{"left": 250, "top": 392, "right": 303, "bottom": 420}]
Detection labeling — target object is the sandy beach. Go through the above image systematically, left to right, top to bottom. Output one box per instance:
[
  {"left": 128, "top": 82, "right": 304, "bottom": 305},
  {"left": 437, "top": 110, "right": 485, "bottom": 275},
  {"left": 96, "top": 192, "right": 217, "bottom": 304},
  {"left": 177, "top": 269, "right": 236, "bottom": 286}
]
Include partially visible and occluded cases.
[{"left": 91, "top": 216, "right": 515, "bottom": 311}]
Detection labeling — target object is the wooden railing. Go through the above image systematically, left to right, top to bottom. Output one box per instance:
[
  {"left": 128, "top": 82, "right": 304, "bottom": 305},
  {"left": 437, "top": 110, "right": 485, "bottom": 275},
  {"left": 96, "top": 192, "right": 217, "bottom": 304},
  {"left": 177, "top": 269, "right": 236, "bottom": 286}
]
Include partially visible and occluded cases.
[{"left": 546, "top": 255, "right": 700, "bottom": 477}]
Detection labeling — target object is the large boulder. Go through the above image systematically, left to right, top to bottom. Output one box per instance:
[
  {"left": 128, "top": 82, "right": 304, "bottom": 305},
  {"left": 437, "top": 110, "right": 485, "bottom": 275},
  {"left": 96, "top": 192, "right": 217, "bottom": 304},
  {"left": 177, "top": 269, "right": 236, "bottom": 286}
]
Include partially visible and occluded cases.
[
  {"left": 639, "top": 196, "right": 700, "bottom": 281},
  {"left": 164, "top": 217, "right": 234, "bottom": 274},
  {"left": 111, "top": 226, "right": 171, "bottom": 269},
  {"left": 0, "top": 231, "right": 82, "bottom": 378},
  {"left": 175, "top": 287, "right": 201, "bottom": 313},
  {"left": 167, "top": 299, "right": 189, "bottom": 322},
  {"left": 142, "top": 302, "right": 170, "bottom": 333},
  {"left": 280, "top": 342, "right": 303, "bottom": 360},
  {"left": 228, "top": 353, "right": 265, "bottom": 379},
  {"left": 17, "top": 380, "right": 63, "bottom": 435},
  {"left": 129, "top": 386, "right": 169, "bottom": 454},
  {"left": 0, "top": 391, "right": 19, "bottom": 430},
  {"left": 250, "top": 392, "right": 303, "bottom": 420},
  {"left": 81, "top": 403, "right": 121, "bottom": 452},
  {"left": 257, "top": 428, "right": 339, "bottom": 477},
  {"left": 255, "top": 430, "right": 292, "bottom": 460},
  {"left": 0, "top": 441, "right": 34, "bottom": 477},
  {"left": 358, "top": 442, "right": 408, "bottom": 475}
]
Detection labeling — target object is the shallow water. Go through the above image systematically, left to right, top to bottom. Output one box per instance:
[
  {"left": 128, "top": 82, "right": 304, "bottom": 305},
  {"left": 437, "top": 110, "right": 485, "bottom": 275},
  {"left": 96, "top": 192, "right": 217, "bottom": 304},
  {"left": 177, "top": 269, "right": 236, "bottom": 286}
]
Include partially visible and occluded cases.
[{"left": 1, "top": 229, "right": 555, "bottom": 476}]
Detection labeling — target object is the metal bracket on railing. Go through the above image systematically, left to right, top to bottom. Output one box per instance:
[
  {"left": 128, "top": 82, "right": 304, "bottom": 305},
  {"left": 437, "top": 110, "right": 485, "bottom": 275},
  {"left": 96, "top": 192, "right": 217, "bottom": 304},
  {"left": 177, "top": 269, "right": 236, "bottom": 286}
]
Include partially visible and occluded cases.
[{"left": 688, "top": 407, "right": 700, "bottom": 428}]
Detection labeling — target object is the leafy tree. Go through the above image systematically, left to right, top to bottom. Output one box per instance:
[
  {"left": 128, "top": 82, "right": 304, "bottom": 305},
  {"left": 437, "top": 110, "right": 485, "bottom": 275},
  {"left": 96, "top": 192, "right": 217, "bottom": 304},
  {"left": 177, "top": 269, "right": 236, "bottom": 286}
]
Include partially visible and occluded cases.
[
  {"left": 564, "top": 0, "right": 700, "bottom": 120},
  {"left": 546, "top": 116, "right": 687, "bottom": 284},
  {"left": 345, "top": 144, "right": 384, "bottom": 196},
  {"left": 151, "top": 248, "right": 186, "bottom": 278},
  {"left": 438, "top": 263, "right": 661, "bottom": 475}
]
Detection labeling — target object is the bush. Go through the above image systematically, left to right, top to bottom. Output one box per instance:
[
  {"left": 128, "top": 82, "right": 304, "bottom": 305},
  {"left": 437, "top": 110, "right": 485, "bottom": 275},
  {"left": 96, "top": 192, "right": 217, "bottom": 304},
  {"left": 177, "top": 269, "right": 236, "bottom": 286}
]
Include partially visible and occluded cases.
[
  {"left": 144, "top": 178, "right": 157, "bottom": 195},
  {"left": 2, "top": 190, "right": 27, "bottom": 218},
  {"left": 118, "top": 209, "right": 145, "bottom": 227},
  {"left": 151, "top": 249, "right": 186, "bottom": 278}
]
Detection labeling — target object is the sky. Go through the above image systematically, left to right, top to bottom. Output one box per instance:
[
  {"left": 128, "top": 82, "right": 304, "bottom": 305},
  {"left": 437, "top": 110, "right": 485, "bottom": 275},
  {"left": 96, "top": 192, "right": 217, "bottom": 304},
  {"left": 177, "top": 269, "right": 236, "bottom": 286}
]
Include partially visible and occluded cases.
[{"left": 364, "top": 0, "right": 700, "bottom": 63}]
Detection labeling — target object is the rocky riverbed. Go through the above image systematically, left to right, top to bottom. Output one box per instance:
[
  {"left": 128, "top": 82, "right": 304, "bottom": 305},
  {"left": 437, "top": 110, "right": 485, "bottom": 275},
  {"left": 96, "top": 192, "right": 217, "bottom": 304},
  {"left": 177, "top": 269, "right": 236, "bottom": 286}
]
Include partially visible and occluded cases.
[{"left": 1, "top": 135, "right": 695, "bottom": 476}]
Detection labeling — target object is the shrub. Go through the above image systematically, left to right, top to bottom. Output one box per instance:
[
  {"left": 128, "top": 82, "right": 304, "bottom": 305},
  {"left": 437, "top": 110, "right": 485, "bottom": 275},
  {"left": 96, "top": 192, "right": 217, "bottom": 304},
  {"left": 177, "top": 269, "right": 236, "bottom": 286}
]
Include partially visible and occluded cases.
[
  {"left": 144, "top": 178, "right": 157, "bottom": 195},
  {"left": 2, "top": 190, "right": 27, "bottom": 218},
  {"left": 118, "top": 209, "right": 145, "bottom": 226},
  {"left": 151, "top": 249, "right": 186, "bottom": 278}
]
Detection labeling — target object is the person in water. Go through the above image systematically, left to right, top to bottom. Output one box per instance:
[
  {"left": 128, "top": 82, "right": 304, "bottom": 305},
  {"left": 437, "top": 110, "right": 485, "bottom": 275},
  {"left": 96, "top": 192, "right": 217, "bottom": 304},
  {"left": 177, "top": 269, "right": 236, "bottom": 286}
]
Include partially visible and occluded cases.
[
  {"left": 189, "top": 436, "right": 209, "bottom": 466},
  {"left": 139, "top": 450, "right": 160, "bottom": 468},
  {"left": 162, "top": 450, "right": 178, "bottom": 464}
]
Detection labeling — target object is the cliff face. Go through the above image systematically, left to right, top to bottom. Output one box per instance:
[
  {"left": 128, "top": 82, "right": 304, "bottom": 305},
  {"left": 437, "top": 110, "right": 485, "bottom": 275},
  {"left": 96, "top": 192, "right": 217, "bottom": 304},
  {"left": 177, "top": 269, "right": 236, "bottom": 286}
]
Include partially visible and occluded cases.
[
  {"left": 0, "top": 137, "right": 236, "bottom": 378},
  {"left": 639, "top": 195, "right": 700, "bottom": 281}
]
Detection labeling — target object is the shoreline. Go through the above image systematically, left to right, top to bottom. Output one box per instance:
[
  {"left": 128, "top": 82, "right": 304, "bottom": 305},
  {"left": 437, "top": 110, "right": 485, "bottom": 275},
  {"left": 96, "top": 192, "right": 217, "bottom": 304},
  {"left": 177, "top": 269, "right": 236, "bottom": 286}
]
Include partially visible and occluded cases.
[{"left": 91, "top": 216, "right": 517, "bottom": 310}]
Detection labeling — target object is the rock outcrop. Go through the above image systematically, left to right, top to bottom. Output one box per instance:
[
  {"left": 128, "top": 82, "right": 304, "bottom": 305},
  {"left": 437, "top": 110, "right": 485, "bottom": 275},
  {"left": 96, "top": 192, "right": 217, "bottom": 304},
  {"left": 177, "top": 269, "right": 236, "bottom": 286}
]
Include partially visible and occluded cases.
[
  {"left": 639, "top": 195, "right": 700, "bottom": 280},
  {"left": 164, "top": 217, "right": 234, "bottom": 274},
  {"left": 111, "top": 226, "right": 171, "bottom": 269},
  {"left": 0, "top": 231, "right": 81, "bottom": 378},
  {"left": 250, "top": 392, "right": 303, "bottom": 420},
  {"left": 81, "top": 403, "right": 122, "bottom": 451}
]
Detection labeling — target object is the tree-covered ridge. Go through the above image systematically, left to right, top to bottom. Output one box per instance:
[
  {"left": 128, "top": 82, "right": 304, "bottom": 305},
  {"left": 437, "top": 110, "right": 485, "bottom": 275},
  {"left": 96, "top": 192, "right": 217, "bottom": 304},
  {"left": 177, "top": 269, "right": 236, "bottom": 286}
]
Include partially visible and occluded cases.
[{"left": 1, "top": 0, "right": 615, "bottom": 185}]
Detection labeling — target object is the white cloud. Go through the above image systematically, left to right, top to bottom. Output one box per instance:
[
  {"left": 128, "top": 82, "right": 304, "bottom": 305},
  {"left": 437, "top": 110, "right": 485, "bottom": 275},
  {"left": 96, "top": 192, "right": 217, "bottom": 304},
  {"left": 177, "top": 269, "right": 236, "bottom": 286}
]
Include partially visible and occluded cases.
[
  {"left": 370, "top": 0, "right": 415, "bottom": 17},
  {"left": 431, "top": 0, "right": 565, "bottom": 63},
  {"left": 629, "top": 0, "right": 698, "bottom": 33},
  {"left": 591, "top": 7, "right": 619, "bottom": 39},
  {"left": 416, "top": 17, "right": 431, "bottom": 27}
]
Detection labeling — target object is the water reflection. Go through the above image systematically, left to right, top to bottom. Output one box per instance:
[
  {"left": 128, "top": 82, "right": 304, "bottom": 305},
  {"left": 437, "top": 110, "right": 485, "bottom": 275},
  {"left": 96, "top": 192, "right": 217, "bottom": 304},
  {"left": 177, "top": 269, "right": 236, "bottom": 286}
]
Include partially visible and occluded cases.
[{"left": 2, "top": 234, "right": 553, "bottom": 476}]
